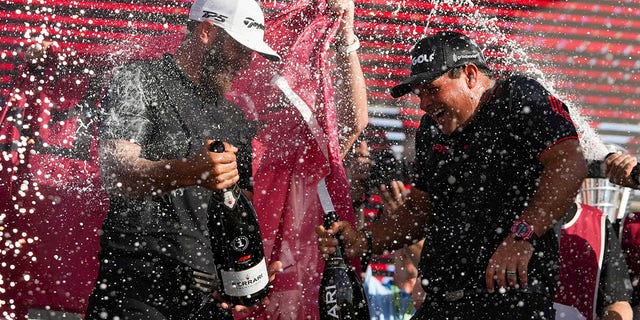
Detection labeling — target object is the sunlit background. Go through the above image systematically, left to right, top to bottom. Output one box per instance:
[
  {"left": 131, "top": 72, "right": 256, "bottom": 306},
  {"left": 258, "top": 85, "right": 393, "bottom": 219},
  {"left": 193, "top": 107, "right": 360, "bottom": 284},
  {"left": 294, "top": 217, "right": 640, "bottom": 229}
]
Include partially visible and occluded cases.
[{"left": 0, "top": 0, "right": 639, "bottom": 318}]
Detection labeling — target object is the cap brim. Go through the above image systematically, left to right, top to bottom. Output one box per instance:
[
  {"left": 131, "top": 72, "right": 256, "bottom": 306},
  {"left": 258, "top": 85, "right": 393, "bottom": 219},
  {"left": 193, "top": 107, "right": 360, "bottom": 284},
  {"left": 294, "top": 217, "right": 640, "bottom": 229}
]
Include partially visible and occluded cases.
[
  {"left": 225, "top": 29, "right": 281, "bottom": 62},
  {"left": 390, "top": 71, "right": 443, "bottom": 98}
]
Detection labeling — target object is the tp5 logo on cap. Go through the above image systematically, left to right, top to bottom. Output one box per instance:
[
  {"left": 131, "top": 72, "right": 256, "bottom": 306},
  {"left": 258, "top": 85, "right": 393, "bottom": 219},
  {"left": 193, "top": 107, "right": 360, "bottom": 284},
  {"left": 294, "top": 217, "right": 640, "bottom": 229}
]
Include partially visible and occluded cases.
[{"left": 202, "top": 10, "right": 227, "bottom": 23}]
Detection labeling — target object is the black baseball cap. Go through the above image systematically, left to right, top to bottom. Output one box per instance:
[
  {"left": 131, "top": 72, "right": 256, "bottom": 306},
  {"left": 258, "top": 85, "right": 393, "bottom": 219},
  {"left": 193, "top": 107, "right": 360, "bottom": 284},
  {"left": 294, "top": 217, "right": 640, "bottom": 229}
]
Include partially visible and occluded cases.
[{"left": 390, "top": 31, "right": 487, "bottom": 98}]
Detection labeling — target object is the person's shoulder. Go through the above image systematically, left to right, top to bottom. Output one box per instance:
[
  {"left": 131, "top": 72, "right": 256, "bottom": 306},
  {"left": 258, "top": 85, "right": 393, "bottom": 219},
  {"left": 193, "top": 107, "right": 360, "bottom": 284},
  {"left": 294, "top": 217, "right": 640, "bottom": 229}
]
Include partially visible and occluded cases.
[
  {"left": 112, "top": 58, "right": 154, "bottom": 74},
  {"left": 107, "top": 61, "right": 153, "bottom": 88},
  {"left": 502, "top": 74, "right": 556, "bottom": 109},
  {"left": 504, "top": 74, "right": 548, "bottom": 93},
  {"left": 218, "top": 98, "right": 257, "bottom": 134},
  {"left": 219, "top": 98, "right": 247, "bottom": 119},
  {"left": 577, "top": 203, "right": 606, "bottom": 220},
  {"left": 624, "top": 211, "right": 640, "bottom": 224}
]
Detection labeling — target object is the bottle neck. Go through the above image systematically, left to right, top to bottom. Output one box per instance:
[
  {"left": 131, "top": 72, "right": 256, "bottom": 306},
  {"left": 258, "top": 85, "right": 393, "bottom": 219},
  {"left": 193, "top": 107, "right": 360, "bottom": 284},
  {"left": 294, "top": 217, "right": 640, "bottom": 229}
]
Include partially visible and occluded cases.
[
  {"left": 323, "top": 211, "right": 348, "bottom": 265},
  {"left": 325, "top": 235, "right": 349, "bottom": 269}
]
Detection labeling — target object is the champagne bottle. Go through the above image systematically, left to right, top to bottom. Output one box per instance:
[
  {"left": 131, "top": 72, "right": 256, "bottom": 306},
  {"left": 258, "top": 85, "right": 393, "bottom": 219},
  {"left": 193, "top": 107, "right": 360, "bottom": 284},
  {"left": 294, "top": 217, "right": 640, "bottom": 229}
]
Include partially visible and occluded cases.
[
  {"left": 208, "top": 141, "right": 269, "bottom": 306},
  {"left": 319, "top": 210, "right": 370, "bottom": 319}
]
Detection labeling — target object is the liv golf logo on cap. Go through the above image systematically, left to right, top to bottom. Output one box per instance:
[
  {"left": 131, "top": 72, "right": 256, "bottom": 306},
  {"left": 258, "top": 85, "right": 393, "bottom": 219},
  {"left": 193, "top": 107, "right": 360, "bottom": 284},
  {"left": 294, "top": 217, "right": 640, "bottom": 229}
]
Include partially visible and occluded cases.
[{"left": 412, "top": 51, "right": 436, "bottom": 66}]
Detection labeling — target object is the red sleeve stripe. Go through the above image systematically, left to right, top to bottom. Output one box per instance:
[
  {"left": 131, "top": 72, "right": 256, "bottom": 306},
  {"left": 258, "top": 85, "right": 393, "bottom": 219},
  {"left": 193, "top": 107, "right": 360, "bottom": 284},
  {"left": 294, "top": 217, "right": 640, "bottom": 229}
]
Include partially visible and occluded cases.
[{"left": 538, "top": 136, "right": 579, "bottom": 160}]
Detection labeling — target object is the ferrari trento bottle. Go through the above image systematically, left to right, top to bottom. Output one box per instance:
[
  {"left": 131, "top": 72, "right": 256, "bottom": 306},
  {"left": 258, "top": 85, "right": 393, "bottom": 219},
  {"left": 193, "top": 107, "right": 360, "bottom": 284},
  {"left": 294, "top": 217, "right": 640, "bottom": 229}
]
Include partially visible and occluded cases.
[
  {"left": 208, "top": 141, "right": 269, "bottom": 306},
  {"left": 319, "top": 211, "right": 370, "bottom": 319}
]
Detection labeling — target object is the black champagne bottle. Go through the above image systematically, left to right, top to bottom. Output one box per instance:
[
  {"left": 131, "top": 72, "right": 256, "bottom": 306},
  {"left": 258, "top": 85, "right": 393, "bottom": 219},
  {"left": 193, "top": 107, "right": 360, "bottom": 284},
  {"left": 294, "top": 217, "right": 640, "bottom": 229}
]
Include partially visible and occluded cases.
[
  {"left": 208, "top": 141, "right": 269, "bottom": 306},
  {"left": 319, "top": 211, "right": 370, "bottom": 319}
]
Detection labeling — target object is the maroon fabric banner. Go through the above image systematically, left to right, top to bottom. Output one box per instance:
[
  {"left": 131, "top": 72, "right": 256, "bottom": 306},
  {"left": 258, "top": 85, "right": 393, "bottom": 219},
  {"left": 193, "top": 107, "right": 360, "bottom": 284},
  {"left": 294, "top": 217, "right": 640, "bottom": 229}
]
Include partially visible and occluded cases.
[{"left": 226, "top": 1, "right": 355, "bottom": 318}]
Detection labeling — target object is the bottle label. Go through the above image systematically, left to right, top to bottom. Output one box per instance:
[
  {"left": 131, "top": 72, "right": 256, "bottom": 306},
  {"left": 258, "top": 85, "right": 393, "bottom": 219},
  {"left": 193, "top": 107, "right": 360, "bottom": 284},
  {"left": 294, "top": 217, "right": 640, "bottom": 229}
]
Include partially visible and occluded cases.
[
  {"left": 212, "top": 184, "right": 240, "bottom": 209},
  {"left": 223, "top": 189, "right": 237, "bottom": 209},
  {"left": 220, "top": 258, "right": 269, "bottom": 297},
  {"left": 323, "top": 284, "right": 340, "bottom": 318}
]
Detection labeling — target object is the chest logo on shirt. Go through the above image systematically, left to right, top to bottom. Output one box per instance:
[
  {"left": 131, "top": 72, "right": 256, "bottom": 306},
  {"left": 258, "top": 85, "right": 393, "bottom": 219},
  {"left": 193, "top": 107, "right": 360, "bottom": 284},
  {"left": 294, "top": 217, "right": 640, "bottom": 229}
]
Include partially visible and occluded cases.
[{"left": 432, "top": 144, "right": 450, "bottom": 154}]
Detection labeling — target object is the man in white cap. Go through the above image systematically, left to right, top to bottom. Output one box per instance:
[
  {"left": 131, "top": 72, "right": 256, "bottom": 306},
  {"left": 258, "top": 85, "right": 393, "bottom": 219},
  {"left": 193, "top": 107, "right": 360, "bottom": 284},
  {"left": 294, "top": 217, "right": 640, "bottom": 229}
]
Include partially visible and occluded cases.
[{"left": 84, "top": 0, "right": 281, "bottom": 319}]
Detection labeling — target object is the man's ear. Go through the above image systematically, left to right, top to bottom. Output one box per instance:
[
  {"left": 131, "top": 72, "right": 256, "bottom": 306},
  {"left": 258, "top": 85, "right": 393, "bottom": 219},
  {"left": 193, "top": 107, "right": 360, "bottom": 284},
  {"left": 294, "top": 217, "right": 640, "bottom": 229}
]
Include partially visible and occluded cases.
[
  {"left": 197, "top": 19, "right": 219, "bottom": 45},
  {"left": 464, "top": 64, "right": 480, "bottom": 88}
]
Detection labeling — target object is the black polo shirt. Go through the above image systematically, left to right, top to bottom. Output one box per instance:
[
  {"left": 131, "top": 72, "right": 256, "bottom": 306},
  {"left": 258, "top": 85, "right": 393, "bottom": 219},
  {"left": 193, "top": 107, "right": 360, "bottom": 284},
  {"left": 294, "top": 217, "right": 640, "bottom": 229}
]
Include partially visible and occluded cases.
[
  {"left": 98, "top": 54, "right": 255, "bottom": 274},
  {"left": 413, "top": 75, "right": 578, "bottom": 299}
]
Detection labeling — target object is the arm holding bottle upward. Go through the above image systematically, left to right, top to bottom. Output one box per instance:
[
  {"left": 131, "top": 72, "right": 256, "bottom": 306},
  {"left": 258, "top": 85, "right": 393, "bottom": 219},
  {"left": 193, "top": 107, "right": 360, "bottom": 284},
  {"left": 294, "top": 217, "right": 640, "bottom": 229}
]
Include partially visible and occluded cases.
[{"left": 330, "top": 0, "right": 368, "bottom": 159}]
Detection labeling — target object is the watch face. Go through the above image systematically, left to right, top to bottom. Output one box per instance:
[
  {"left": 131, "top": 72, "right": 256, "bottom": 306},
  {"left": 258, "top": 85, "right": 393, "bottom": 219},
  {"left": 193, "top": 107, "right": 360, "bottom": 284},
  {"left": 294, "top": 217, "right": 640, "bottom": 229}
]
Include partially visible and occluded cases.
[
  {"left": 511, "top": 220, "right": 533, "bottom": 239},
  {"left": 514, "top": 223, "right": 530, "bottom": 236}
]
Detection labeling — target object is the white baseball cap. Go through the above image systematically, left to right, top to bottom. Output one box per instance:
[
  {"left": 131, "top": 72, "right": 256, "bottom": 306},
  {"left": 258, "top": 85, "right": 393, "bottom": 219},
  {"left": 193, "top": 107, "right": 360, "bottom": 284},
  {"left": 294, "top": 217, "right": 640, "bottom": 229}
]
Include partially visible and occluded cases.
[{"left": 189, "top": 0, "right": 281, "bottom": 61}]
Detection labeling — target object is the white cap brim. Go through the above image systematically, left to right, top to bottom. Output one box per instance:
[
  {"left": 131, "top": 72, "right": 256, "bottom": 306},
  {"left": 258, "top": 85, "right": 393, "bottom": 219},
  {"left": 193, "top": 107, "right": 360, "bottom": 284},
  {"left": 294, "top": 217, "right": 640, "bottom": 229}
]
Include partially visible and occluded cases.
[{"left": 225, "top": 28, "right": 281, "bottom": 62}]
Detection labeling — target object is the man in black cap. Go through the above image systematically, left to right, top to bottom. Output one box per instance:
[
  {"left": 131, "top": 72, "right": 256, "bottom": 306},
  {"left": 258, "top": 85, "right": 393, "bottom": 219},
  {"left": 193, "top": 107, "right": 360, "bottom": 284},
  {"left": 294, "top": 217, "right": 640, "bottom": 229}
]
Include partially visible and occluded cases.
[{"left": 317, "top": 31, "right": 588, "bottom": 319}]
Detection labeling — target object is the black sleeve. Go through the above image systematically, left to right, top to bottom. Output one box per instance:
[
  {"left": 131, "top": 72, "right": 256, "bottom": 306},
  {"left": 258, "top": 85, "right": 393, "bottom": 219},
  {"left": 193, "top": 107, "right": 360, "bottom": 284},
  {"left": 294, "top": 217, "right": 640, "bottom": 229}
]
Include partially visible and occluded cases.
[
  {"left": 99, "top": 62, "right": 154, "bottom": 144},
  {"left": 508, "top": 76, "right": 578, "bottom": 158},
  {"left": 597, "top": 219, "right": 633, "bottom": 316}
]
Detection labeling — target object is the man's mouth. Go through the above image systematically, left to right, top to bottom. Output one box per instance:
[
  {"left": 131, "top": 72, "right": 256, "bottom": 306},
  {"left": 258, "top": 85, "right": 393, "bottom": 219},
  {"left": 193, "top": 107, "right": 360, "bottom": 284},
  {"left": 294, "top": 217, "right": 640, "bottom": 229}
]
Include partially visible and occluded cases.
[{"left": 432, "top": 109, "right": 445, "bottom": 121}]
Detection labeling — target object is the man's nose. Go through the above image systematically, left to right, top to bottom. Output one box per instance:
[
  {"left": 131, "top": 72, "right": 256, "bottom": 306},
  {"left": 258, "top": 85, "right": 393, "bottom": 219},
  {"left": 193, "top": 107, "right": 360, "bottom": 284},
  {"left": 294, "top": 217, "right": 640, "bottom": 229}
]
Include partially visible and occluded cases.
[{"left": 419, "top": 96, "right": 433, "bottom": 111}]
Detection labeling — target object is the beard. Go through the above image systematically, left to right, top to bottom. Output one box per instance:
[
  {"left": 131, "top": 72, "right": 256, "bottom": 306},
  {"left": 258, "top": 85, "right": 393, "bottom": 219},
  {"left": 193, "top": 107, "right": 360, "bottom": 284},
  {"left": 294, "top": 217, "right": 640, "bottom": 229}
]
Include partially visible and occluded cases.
[
  {"left": 200, "top": 37, "right": 238, "bottom": 99},
  {"left": 199, "top": 45, "right": 229, "bottom": 99},
  {"left": 202, "top": 70, "right": 233, "bottom": 98}
]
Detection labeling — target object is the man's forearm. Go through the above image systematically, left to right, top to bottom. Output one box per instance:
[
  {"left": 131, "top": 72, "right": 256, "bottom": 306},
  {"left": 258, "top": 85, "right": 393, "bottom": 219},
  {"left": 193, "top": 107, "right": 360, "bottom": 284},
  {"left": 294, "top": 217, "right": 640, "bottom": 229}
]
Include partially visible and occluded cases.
[
  {"left": 335, "top": 44, "right": 367, "bottom": 158},
  {"left": 99, "top": 139, "right": 200, "bottom": 197},
  {"left": 369, "top": 188, "right": 431, "bottom": 254}
]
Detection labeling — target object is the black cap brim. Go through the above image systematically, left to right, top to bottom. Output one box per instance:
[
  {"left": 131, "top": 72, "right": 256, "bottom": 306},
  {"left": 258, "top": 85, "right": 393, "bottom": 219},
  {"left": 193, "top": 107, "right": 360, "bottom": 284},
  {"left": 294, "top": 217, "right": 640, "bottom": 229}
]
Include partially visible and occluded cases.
[{"left": 390, "top": 71, "right": 445, "bottom": 98}]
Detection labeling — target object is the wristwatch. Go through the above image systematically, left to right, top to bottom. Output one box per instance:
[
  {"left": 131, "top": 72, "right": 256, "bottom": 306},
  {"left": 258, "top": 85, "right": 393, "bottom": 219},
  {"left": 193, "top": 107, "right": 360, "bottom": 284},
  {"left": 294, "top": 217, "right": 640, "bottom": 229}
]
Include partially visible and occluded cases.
[{"left": 510, "top": 219, "right": 536, "bottom": 241}]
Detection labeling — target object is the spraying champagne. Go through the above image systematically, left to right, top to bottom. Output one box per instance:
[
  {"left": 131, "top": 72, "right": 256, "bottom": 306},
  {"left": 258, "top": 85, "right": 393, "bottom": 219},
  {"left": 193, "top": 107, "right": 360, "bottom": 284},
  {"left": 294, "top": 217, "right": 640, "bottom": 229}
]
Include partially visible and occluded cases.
[{"left": 208, "top": 141, "right": 269, "bottom": 306}]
